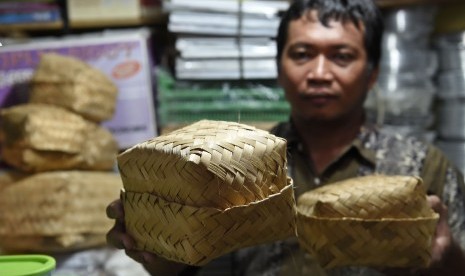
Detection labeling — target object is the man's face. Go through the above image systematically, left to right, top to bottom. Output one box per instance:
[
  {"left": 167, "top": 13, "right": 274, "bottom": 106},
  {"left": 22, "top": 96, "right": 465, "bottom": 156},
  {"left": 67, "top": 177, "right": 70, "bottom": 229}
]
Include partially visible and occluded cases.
[{"left": 278, "top": 11, "right": 378, "bottom": 124}]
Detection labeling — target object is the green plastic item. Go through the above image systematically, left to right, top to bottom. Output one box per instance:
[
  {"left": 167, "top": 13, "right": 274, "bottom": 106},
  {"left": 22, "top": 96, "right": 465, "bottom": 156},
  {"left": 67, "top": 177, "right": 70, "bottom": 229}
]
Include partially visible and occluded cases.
[
  {"left": 156, "top": 68, "right": 291, "bottom": 126},
  {"left": 0, "top": 255, "right": 56, "bottom": 276}
]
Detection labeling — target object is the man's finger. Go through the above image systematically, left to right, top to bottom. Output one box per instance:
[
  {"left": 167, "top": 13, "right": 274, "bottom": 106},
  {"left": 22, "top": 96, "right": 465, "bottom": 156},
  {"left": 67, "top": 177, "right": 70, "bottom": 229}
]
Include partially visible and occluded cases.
[
  {"left": 427, "top": 195, "right": 441, "bottom": 210},
  {"left": 106, "top": 199, "right": 124, "bottom": 219},
  {"left": 106, "top": 222, "right": 134, "bottom": 250},
  {"left": 126, "top": 249, "right": 148, "bottom": 264}
]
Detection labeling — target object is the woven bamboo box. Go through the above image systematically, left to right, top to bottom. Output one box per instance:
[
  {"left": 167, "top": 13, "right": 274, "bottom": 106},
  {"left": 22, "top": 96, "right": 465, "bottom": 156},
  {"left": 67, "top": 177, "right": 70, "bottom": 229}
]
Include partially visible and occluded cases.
[
  {"left": 29, "top": 53, "right": 118, "bottom": 123},
  {"left": 0, "top": 103, "right": 118, "bottom": 173},
  {"left": 118, "top": 120, "right": 297, "bottom": 265},
  {"left": 0, "top": 171, "right": 122, "bottom": 253},
  {"left": 296, "top": 175, "right": 439, "bottom": 269}
]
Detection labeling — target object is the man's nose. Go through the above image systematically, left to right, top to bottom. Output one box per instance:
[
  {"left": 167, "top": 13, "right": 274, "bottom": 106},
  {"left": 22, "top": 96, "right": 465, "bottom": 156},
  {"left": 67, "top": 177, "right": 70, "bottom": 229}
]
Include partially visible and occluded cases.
[{"left": 308, "top": 55, "right": 332, "bottom": 80}]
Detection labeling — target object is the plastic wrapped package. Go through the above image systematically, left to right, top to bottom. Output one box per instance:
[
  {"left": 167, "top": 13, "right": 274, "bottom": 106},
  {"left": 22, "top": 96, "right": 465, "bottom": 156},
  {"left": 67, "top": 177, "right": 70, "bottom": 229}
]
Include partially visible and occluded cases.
[{"left": 365, "top": 73, "right": 436, "bottom": 119}]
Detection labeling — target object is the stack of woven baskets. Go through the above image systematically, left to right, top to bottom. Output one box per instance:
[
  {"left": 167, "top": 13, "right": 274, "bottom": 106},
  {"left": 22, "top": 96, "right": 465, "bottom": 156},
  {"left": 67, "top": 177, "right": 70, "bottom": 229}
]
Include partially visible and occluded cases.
[
  {"left": 0, "top": 53, "right": 123, "bottom": 253},
  {"left": 117, "top": 120, "right": 439, "bottom": 270}
]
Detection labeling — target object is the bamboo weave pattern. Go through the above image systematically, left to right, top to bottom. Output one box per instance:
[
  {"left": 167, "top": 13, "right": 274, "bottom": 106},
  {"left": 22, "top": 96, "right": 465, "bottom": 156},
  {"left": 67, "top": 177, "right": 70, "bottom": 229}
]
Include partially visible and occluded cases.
[
  {"left": 118, "top": 120, "right": 296, "bottom": 265},
  {"left": 118, "top": 120, "right": 289, "bottom": 209},
  {"left": 118, "top": 120, "right": 438, "bottom": 268},
  {"left": 296, "top": 175, "right": 439, "bottom": 269},
  {"left": 122, "top": 181, "right": 295, "bottom": 265}
]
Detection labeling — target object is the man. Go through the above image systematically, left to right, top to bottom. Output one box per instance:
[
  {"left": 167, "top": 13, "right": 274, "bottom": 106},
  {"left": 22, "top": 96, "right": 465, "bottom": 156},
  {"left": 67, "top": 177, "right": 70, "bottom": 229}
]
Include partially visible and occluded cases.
[{"left": 107, "top": 0, "right": 465, "bottom": 275}]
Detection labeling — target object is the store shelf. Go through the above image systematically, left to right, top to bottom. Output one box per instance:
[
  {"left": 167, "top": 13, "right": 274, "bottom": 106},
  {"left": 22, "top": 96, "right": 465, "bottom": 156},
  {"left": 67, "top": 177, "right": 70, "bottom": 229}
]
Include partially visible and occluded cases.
[
  {"left": 377, "top": 0, "right": 461, "bottom": 8},
  {"left": 435, "top": 2, "right": 465, "bottom": 34},
  {"left": 69, "top": 15, "right": 167, "bottom": 29},
  {"left": 0, "top": 17, "right": 167, "bottom": 36},
  {"left": 0, "top": 21, "right": 63, "bottom": 33}
]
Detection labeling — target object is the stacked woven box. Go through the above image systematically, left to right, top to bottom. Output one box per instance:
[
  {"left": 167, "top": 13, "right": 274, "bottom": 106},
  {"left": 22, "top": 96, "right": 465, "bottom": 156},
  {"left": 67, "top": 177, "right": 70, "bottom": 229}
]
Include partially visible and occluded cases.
[
  {"left": 29, "top": 52, "right": 118, "bottom": 123},
  {"left": 0, "top": 53, "right": 122, "bottom": 253},
  {"left": 1, "top": 104, "right": 117, "bottom": 172},
  {"left": 118, "top": 120, "right": 297, "bottom": 265},
  {"left": 0, "top": 171, "right": 123, "bottom": 252},
  {"left": 296, "top": 175, "right": 439, "bottom": 269}
]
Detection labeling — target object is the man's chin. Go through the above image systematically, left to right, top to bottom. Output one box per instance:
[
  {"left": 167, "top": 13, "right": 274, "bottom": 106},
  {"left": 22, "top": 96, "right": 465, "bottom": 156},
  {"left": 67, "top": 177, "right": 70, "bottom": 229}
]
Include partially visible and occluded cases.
[
  {"left": 295, "top": 114, "right": 355, "bottom": 127},
  {"left": 297, "top": 114, "right": 337, "bottom": 123}
]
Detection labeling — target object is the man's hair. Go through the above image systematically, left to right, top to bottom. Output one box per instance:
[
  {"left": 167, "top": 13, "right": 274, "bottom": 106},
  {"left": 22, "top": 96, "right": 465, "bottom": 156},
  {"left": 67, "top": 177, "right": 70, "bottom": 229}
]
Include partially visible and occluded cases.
[{"left": 276, "top": 0, "right": 384, "bottom": 71}]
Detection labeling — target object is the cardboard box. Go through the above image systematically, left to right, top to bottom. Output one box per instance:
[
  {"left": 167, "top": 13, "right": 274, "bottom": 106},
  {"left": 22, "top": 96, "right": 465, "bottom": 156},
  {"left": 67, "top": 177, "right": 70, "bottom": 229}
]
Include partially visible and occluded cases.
[
  {"left": 67, "top": 0, "right": 162, "bottom": 26},
  {"left": 0, "top": 29, "right": 158, "bottom": 149}
]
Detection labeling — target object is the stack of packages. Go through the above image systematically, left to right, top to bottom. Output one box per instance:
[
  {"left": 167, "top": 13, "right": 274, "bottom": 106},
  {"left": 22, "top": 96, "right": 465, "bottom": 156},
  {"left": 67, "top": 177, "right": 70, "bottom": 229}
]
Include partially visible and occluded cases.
[
  {"left": 0, "top": 0, "right": 62, "bottom": 25},
  {"left": 67, "top": 0, "right": 163, "bottom": 28},
  {"left": 158, "top": 0, "right": 291, "bottom": 133},
  {"left": 434, "top": 3, "right": 465, "bottom": 175},
  {"left": 364, "top": 5, "right": 438, "bottom": 142},
  {"left": 0, "top": 53, "right": 122, "bottom": 256}
]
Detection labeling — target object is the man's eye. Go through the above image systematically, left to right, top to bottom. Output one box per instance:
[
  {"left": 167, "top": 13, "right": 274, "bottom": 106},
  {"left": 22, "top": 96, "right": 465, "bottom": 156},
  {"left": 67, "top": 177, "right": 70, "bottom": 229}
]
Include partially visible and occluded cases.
[
  {"left": 290, "top": 51, "right": 310, "bottom": 62},
  {"left": 333, "top": 53, "right": 354, "bottom": 63}
]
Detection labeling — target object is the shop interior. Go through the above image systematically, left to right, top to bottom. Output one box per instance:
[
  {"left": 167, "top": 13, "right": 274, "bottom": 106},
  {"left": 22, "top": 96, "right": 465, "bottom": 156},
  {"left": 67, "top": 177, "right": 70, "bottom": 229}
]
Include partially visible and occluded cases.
[{"left": 0, "top": 0, "right": 464, "bottom": 275}]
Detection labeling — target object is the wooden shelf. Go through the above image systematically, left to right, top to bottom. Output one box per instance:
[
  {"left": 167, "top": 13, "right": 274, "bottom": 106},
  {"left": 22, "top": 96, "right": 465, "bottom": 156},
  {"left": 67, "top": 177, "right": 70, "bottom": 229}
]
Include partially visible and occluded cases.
[
  {"left": 376, "top": 0, "right": 461, "bottom": 8},
  {"left": 69, "top": 15, "right": 167, "bottom": 29},
  {"left": 0, "top": 16, "right": 167, "bottom": 35},
  {"left": 0, "top": 21, "right": 63, "bottom": 33}
]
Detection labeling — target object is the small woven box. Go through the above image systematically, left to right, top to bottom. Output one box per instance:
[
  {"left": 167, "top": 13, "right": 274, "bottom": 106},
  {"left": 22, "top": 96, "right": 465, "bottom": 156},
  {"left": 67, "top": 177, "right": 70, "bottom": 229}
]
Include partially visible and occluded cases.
[
  {"left": 29, "top": 53, "right": 118, "bottom": 123},
  {"left": 0, "top": 103, "right": 118, "bottom": 173},
  {"left": 118, "top": 120, "right": 296, "bottom": 266},
  {"left": 0, "top": 170, "right": 28, "bottom": 192},
  {"left": 0, "top": 171, "right": 122, "bottom": 253},
  {"left": 296, "top": 175, "right": 439, "bottom": 269}
]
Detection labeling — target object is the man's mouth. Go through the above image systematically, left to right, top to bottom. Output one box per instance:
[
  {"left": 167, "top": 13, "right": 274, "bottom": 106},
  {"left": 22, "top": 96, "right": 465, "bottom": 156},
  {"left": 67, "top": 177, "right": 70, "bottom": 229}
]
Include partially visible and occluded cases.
[{"left": 299, "top": 92, "right": 336, "bottom": 105}]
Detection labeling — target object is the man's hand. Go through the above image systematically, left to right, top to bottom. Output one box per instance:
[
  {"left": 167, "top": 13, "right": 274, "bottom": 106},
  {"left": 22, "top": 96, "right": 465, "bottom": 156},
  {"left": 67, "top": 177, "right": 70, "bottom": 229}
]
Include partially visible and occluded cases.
[
  {"left": 382, "top": 195, "right": 465, "bottom": 276},
  {"left": 420, "top": 195, "right": 465, "bottom": 275},
  {"left": 427, "top": 195, "right": 453, "bottom": 266},
  {"left": 106, "top": 199, "right": 189, "bottom": 275}
]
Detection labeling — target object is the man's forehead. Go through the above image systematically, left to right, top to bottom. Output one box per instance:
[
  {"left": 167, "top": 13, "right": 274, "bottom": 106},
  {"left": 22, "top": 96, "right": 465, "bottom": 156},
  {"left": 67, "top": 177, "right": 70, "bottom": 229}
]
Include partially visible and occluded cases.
[
  {"left": 295, "top": 9, "right": 365, "bottom": 32},
  {"left": 285, "top": 11, "right": 366, "bottom": 44},
  {"left": 283, "top": 12, "right": 366, "bottom": 52}
]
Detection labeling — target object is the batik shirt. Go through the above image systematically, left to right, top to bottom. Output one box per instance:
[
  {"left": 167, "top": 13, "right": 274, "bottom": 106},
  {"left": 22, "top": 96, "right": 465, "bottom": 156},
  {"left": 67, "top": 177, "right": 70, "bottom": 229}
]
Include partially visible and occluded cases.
[{"left": 235, "top": 121, "right": 465, "bottom": 276}]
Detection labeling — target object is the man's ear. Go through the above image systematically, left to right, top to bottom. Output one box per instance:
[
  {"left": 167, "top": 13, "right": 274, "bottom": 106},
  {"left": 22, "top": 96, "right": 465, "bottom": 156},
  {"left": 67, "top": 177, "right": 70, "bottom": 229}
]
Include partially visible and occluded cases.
[
  {"left": 276, "top": 63, "right": 283, "bottom": 86},
  {"left": 367, "top": 66, "right": 379, "bottom": 91},
  {"left": 277, "top": 72, "right": 283, "bottom": 87}
]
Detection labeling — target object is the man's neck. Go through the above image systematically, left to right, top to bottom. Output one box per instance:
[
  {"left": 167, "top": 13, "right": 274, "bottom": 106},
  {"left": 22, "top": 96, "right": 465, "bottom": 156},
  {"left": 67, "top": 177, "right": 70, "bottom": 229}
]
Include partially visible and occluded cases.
[{"left": 292, "top": 113, "right": 364, "bottom": 175}]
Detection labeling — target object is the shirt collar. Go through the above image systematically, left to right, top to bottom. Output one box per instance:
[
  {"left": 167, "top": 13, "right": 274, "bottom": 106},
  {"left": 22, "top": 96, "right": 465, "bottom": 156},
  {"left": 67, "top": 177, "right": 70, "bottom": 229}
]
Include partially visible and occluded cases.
[
  {"left": 281, "top": 119, "right": 377, "bottom": 168},
  {"left": 352, "top": 123, "right": 378, "bottom": 167}
]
